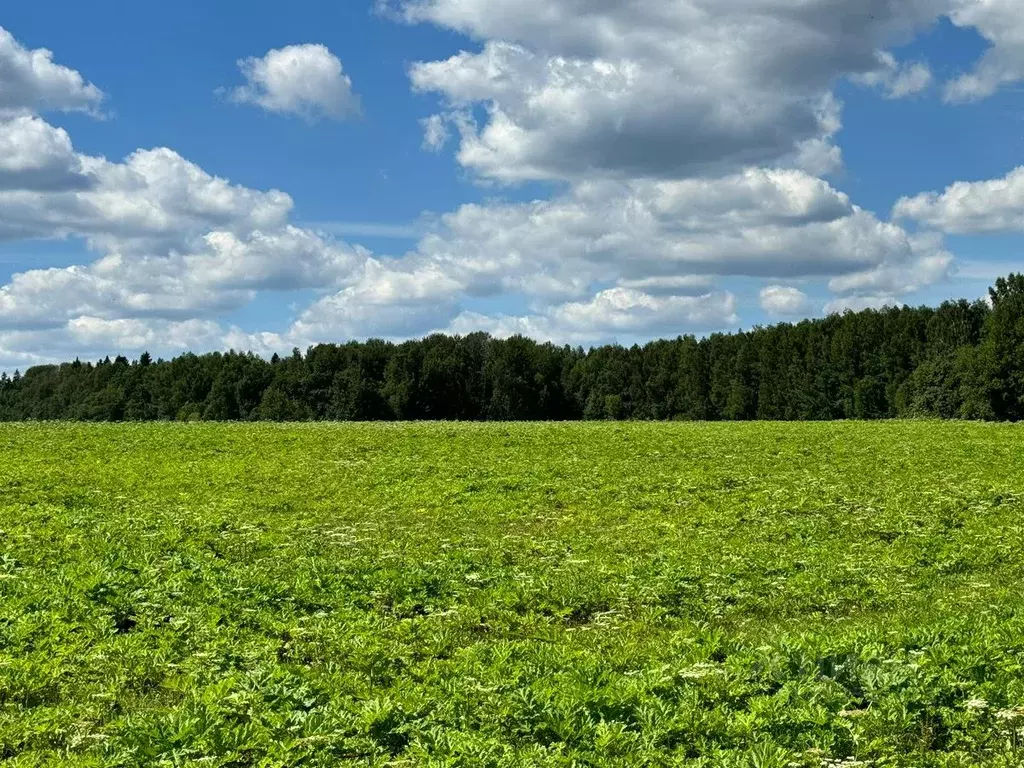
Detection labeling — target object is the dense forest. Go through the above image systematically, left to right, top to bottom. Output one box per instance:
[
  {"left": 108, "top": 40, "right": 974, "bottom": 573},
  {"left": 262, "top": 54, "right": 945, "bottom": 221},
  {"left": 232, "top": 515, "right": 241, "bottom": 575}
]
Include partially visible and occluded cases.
[{"left": 2, "top": 275, "right": 1023, "bottom": 422}]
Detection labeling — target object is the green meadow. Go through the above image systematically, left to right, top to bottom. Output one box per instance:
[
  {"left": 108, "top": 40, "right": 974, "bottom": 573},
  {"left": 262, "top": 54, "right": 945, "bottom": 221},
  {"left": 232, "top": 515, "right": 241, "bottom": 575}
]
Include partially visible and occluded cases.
[{"left": 3, "top": 422, "right": 1024, "bottom": 766}]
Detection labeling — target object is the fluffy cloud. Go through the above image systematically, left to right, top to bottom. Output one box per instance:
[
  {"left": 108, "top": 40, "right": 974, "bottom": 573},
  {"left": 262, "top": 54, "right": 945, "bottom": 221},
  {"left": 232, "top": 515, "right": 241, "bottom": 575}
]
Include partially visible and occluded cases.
[
  {"left": 370, "top": 0, "right": 987, "bottom": 340},
  {"left": 398, "top": 0, "right": 1022, "bottom": 202},
  {"left": 400, "top": 0, "right": 950, "bottom": 182},
  {"left": 944, "top": 0, "right": 1024, "bottom": 102},
  {"left": 0, "top": 13, "right": 994, "bottom": 366},
  {"left": 0, "top": 27, "right": 104, "bottom": 115},
  {"left": 0, "top": 30, "right": 367, "bottom": 359},
  {"left": 0, "top": 36, "right": 365, "bottom": 342},
  {"left": 409, "top": 42, "right": 835, "bottom": 182},
  {"left": 227, "top": 44, "right": 361, "bottom": 121},
  {"left": 853, "top": 51, "right": 933, "bottom": 98},
  {"left": 420, "top": 114, "right": 450, "bottom": 151},
  {"left": 0, "top": 115, "right": 92, "bottom": 191},
  {"left": 0, "top": 142, "right": 293, "bottom": 250},
  {"left": 0, "top": 144, "right": 948, "bottom": 358},
  {"left": 893, "top": 167, "right": 1024, "bottom": 234},
  {"left": 263, "top": 169, "right": 949, "bottom": 346},
  {"left": 412, "top": 171, "right": 941, "bottom": 289},
  {"left": 0, "top": 226, "right": 364, "bottom": 331},
  {"left": 827, "top": 231, "right": 953, "bottom": 295},
  {"left": 815, "top": 232, "right": 953, "bottom": 314},
  {"left": 288, "top": 258, "right": 464, "bottom": 341},
  {"left": 0, "top": 262, "right": 245, "bottom": 330},
  {"left": 289, "top": 271, "right": 735, "bottom": 347},
  {"left": 760, "top": 286, "right": 810, "bottom": 317},
  {"left": 534, "top": 288, "right": 737, "bottom": 339},
  {"left": 444, "top": 289, "right": 738, "bottom": 345},
  {"left": 0, "top": 316, "right": 269, "bottom": 370},
  {"left": 66, "top": 317, "right": 233, "bottom": 353}
]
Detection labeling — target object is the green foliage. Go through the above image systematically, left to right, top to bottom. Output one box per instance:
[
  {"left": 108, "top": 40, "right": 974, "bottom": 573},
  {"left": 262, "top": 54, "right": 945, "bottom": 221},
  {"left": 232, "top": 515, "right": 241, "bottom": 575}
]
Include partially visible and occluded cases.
[
  {"left": 983, "top": 274, "right": 1024, "bottom": 420},
  {"left": 1, "top": 278, "right": 1023, "bottom": 422},
  {"left": 2, "top": 422, "right": 1024, "bottom": 765}
]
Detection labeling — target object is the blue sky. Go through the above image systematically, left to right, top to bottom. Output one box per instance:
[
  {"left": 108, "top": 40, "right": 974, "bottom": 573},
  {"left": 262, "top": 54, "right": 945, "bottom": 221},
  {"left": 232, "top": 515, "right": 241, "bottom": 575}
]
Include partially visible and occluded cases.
[{"left": 0, "top": 0, "right": 1022, "bottom": 366}]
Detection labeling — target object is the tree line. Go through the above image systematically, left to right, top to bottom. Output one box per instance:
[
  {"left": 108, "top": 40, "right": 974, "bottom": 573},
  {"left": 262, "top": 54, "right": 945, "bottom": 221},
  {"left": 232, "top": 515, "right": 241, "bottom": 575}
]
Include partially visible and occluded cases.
[{"left": 2, "top": 275, "right": 1023, "bottom": 423}]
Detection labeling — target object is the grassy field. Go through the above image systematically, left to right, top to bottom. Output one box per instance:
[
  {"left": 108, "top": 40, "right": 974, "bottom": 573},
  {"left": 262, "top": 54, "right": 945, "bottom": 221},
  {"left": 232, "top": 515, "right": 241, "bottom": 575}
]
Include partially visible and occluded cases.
[{"left": 2, "top": 423, "right": 1024, "bottom": 766}]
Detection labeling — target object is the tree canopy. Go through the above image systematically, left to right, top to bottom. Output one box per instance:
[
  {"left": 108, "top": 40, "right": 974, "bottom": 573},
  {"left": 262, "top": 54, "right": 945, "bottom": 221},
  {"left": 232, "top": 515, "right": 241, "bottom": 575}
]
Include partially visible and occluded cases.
[{"left": 1, "top": 276, "right": 1021, "bottom": 422}]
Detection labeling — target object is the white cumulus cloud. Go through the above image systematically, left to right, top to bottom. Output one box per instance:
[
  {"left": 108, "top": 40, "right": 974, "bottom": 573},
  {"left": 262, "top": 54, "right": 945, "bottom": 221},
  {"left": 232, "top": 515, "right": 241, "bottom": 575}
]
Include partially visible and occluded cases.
[
  {"left": 399, "top": 0, "right": 950, "bottom": 183},
  {"left": 944, "top": 0, "right": 1024, "bottom": 102},
  {"left": 1, "top": 10, "right": 1007, "bottom": 365},
  {"left": 0, "top": 27, "right": 104, "bottom": 115},
  {"left": 226, "top": 43, "right": 361, "bottom": 121},
  {"left": 853, "top": 51, "right": 933, "bottom": 98},
  {"left": 0, "top": 114, "right": 92, "bottom": 191},
  {"left": 420, "top": 114, "right": 450, "bottom": 151},
  {"left": 894, "top": 167, "right": 1024, "bottom": 234},
  {"left": 263, "top": 169, "right": 952, "bottom": 348},
  {"left": 760, "top": 286, "right": 810, "bottom": 317},
  {"left": 444, "top": 289, "right": 739, "bottom": 346}
]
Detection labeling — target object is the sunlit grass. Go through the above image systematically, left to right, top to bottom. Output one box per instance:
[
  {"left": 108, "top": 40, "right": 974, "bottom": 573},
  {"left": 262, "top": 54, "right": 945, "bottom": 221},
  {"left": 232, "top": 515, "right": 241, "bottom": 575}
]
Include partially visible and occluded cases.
[{"left": 1, "top": 422, "right": 1024, "bottom": 766}]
